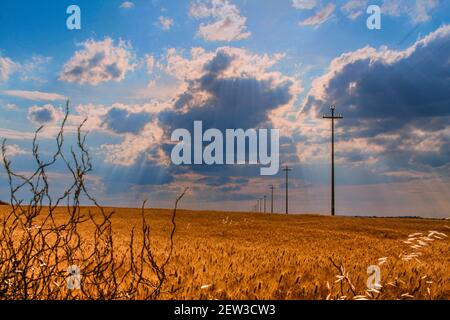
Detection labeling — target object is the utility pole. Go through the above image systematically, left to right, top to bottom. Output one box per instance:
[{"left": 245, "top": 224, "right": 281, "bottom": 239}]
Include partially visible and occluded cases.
[
  {"left": 322, "top": 105, "right": 343, "bottom": 216},
  {"left": 283, "top": 166, "right": 292, "bottom": 214},
  {"left": 269, "top": 185, "right": 274, "bottom": 214},
  {"left": 263, "top": 195, "right": 266, "bottom": 213},
  {"left": 258, "top": 199, "right": 261, "bottom": 213}
]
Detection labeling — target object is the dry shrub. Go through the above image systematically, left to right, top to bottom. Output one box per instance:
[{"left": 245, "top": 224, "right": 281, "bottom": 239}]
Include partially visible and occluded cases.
[{"left": 0, "top": 102, "right": 185, "bottom": 300}]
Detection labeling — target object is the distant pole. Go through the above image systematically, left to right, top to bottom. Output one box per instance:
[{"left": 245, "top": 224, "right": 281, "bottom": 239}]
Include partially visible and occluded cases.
[
  {"left": 322, "top": 105, "right": 343, "bottom": 216},
  {"left": 283, "top": 166, "right": 292, "bottom": 214},
  {"left": 269, "top": 185, "right": 274, "bottom": 214},
  {"left": 263, "top": 196, "right": 267, "bottom": 213},
  {"left": 258, "top": 199, "right": 261, "bottom": 213}
]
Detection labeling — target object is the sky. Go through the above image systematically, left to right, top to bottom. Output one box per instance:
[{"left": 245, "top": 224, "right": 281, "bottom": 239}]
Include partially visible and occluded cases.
[{"left": 0, "top": 0, "right": 449, "bottom": 217}]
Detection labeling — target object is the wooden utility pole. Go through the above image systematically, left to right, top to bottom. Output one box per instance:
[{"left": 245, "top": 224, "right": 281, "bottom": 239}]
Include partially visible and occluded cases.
[
  {"left": 322, "top": 105, "right": 343, "bottom": 216},
  {"left": 283, "top": 166, "right": 292, "bottom": 214},
  {"left": 269, "top": 185, "right": 274, "bottom": 214},
  {"left": 263, "top": 195, "right": 266, "bottom": 213}
]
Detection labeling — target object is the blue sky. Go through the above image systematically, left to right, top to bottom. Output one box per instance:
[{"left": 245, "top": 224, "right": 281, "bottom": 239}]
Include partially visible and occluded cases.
[{"left": 0, "top": 0, "right": 449, "bottom": 217}]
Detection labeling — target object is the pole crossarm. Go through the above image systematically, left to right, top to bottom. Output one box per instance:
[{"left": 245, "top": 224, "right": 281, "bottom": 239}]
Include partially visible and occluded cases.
[
  {"left": 323, "top": 105, "right": 343, "bottom": 119},
  {"left": 323, "top": 115, "right": 343, "bottom": 119}
]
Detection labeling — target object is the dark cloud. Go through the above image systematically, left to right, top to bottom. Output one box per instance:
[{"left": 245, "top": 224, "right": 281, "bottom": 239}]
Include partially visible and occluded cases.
[
  {"left": 302, "top": 25, "right": 450, "bottom": 170},
  {"left": 305, "top": 30, "right": 450, "bottom": 125},
  {"left": 158, "top": 49, "right": 295, "bottom": 180},
  {"left": 160, "top": 50, "right": 293, "bottom": 131},
  {"left": 27, "top": 104, "right": 59, "bottom": 124},
  {"left": 102, "top": 107, "right": 151, "bottom": 135}
]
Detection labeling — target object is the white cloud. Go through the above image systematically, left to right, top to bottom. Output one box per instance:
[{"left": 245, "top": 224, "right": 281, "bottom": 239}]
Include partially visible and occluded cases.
[
  {"left": 189, "top": 0, "right": 251, "bottom": 42},
  {"left": 292, "top": 0, "right": 318, "bottom": 10},
  {"left": 298, "top": 0, "right": 438, "bottom": 24},
  {"left": 341, "top": 0, "right": 368, "bottom": 20},
  {"left": 382, "top": 0, "right": 439, "bottom": 24},
  {"left": 413, "top": 0, "right": 440, "bottom": 23},
  {"left": 120, "top": 1, "right": 134, "bottom": 9},
  {"left": 299, "top": 3, "right": 335, "bottom": 27},
  {"left": 157, "top": 16, "right": 174, "bottom": 31},
  {"left": 59, "top": 38, "right": 137, "bottom": 85},
  {"left": 161, "top": 46, "right": 289, "bottom": 83},
  {"left": 0, "top": 54, "right": 51, "bottom": 83},
  {"left": 145, "top": 54, "right": 154, "bottom": 74},
  {"left": 0, "top": 55, "right": 18, "bottom": 81},
  {"left": 18, "top": 55, "right": 52, "bottom": 82},
  {"left": 134, "top": 77, "right": 185, "bottom": 101},
  {"left": 2, "top": 90, "right": 67, "bottom": 101},
  {"left": 4, "top": 103, "right": 18, "bottom": 111},
  {"left": 100, "top": 124, "right": 164, "bottom": 166},
  {"left": 0, "top": 128, "right": 37, "bottom": 140},
  {"left": 2, "top": 144, "right": 28, "bottom": 157},
  {"left": 8, "top": 145, "right": 29, "bottom": 157}
]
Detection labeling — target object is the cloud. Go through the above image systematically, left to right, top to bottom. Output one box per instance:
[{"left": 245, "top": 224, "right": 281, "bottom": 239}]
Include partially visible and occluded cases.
[
  {"left": 189, "top": 0, "right": 251, "bottom": 42},
  {"left": 292, "top": 0, "right": 318, "bottom": 10},
  {"left": 298, "top": 0, "right": 439, "bottom": 24},
  {"left": 341, "top": 0, "right": 368, "bottom": 20},
  {"left": 382, "top": 0, "right": 439, "bottom": 24},
  {"left": 120, "top": 1, "right": 134, "bottom": 9},
  {"left": 299, "top": 3, "right": 335, "bottom": 27},
  {"left": 157, "top": 16, "right": 174, "bottom": 31},
  {"left": 299, "top": 25, "right": 450, "bottom": 172},
  {"left": 59, "top": 38, "right": 136, "bottom": 85},
  {"left": 109, "top": 46, "right": 299, "bottom": 169},
  {"left": 157, "top": 46, "right": 300, "bottom": 173},
  {"left": 0, "top": 54, "right": 51, "bottom": 83},
  {"left": 145, "top": 54, "right": 154, "bottom": 74},
  {"left": 0, "top": 55, "right": 18, "bottom": 81},
  {"left": 18, "top": 55, "right": 52, "bottom": 82},
  {"left": 2, "top": 90, "right": 67, "bottom": 101},
  {"left": 3, "top": 103, "right": 18, "bottom": 111},
  {"left": 73, "top": 103, "right": 167, "bottom": 166},
  {"left": 27, "top": 104, "right": 63, "bottom": 124},
  {"left": 102, "top": 107, "right": 152, "bottom": 135},
  {"left": 99, "top": 124, "right": 165, "bottom": 166},
  {"left": 0, "top": 128, "right": 38, "bottom": 140},
  {"left": 2, "top": 144, "right": 28, "bottom": 157}
]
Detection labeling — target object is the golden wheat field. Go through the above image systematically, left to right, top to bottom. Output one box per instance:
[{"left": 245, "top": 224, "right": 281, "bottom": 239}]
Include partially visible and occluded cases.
[{"left": 1, "top": 205, "right": 449, "bottom": 300}]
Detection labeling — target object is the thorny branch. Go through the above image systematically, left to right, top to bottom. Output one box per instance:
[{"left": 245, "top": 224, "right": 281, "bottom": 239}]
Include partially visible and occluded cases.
[{"left": 0, "top": 101, "right": 186, "bottom": 300}]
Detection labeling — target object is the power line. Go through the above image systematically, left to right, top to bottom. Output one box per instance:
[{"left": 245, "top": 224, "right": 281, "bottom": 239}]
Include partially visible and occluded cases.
[
  {"left": 322, "top": 105, "right": 343, "bottom": 216},
  {"left": 282, "top": 166, "right": 292, "bottom": 215},
  {"left": 269, "top": 185, "right": 274, "bottom": 214}
]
